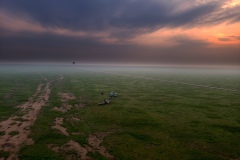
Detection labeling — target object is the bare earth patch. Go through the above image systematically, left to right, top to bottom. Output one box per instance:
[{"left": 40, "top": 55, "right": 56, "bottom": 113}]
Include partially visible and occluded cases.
[
  {"left": 49, "top": 91, "right": 115, "bottom": 159},
  {"left": 52, "top": 92, "right": 77, "bottom": 113},
  {"left": 52, "top": 92, "right": 85, "bottom": 113},
  {"left": 60, "top": 93, "right": 76, "bottom": 102},
  {"left": 52, "top": 105, "right": 72, "bottom": 113},
  {"left": 52, "top": 117, "right": 69, "bottom": 136},
  {"left": 48, "top": 131, "right": 115, "bottom": 160},
  {"left": 87, "top": 132, "right": 115, "bottom": 159},
  {"left": 48, "top": 140, "right": 92, "bottom": 160}
]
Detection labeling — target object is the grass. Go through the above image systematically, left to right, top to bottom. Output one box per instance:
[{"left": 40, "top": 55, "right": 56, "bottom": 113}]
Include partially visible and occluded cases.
[
  {"left": 0, "top": 64, "right": 240, "bottom": 159},
  {"left": 0, "top": 70, "right": 42, "bottom": 121},
  {"left": 0, "top": 131, "right": 5, "bottom": 136},
  {"left": 9, "top": 131, "right": 19, "bottom": 136},
  {"left": 0, "top": 151, "right": 10, "bottom": 159}
]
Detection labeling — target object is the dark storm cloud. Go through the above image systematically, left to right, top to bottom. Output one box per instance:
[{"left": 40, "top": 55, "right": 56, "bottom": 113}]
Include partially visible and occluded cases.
[
  {"left": 0, "top": 0, "right": 236, "bottom": 33},
  {"left": 0, "top": 32, "right": 133, "bottom": 61},
  {"left": 1, "top": 32, "right": 239, "bottom": 65}
]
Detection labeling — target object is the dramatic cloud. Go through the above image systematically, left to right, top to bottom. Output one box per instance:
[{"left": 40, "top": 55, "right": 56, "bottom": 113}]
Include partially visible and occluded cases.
[
  {"left": 0, "top": 0, "right": 240, "bottom": 65},
  {"left": 1, "top": 0, "right": 238, "bottom": 31}
]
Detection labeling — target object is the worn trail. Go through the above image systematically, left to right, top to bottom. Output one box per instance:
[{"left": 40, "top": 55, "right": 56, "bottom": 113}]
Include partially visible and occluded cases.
[{"left": 0, "top": 76, "right": 62, "bottom": 160}]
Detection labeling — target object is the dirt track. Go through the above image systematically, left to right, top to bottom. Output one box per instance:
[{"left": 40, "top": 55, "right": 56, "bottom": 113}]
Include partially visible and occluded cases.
[
  {"left": 0, "top": 75, "right": 114, "bottom": 160},
  {"left": 0, "top": 78, "right": 53, "bottom": 160}
]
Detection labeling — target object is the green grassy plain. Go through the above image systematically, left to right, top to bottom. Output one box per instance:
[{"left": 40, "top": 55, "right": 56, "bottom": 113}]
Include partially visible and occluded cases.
[{"left": 0, "top": 64, "right": 240, "bottom": 159}]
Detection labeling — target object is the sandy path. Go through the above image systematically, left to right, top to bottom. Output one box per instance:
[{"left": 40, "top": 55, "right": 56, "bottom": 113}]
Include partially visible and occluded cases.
[{"left": 0, "top": 80, "right": 52, "bottom": 160}]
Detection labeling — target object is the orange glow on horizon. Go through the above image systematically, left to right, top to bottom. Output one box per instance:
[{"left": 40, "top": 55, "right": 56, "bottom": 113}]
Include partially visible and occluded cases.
[
  {"left": 222, "top": 0, "right": 240, "bottom": 8},
  {"left": 130, "top": 22, "right": 240, "bottom": 47}
]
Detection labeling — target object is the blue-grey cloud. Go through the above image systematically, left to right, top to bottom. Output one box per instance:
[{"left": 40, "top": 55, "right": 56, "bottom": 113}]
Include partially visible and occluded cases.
[{"left": 1, "top": 0, "right": 237, "bottom": 34}]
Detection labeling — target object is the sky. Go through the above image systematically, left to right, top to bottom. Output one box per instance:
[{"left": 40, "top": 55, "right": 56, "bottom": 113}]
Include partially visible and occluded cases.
[{"left": 0, "top": 0, "right": 240, "bottom": 65}]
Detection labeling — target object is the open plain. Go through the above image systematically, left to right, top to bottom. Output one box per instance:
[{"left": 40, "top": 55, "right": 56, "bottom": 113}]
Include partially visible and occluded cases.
[{"left": 0, "top": 64, "right": 240, "bottom": 160}]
